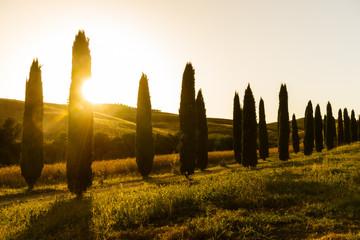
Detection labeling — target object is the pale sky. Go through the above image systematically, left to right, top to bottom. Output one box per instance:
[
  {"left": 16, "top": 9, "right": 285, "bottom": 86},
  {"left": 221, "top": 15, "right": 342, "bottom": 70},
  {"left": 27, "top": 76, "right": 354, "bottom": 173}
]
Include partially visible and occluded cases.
[{"left": 1, "top": 0, "right": 360, "bottom": 122}]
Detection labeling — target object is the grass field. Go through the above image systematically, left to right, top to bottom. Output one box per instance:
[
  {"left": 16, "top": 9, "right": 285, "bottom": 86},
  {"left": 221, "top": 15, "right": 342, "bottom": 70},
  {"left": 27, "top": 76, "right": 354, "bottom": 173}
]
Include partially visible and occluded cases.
[{"left": 0, "top": 143, "right": 360, "bottom": 239}]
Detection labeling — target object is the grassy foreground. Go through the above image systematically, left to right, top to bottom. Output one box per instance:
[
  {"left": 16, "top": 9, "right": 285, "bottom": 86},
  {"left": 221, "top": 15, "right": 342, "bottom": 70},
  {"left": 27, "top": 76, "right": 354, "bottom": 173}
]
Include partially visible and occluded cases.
[{"left": 1, "top": 144, "right": 360, "bottom": 239}]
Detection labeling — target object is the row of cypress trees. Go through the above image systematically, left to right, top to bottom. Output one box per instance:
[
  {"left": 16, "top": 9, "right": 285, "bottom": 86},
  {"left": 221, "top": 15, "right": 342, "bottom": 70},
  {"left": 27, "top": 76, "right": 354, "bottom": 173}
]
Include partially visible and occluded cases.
[{"left": 20, "top": 31, "right": 210, "bottom": 193}]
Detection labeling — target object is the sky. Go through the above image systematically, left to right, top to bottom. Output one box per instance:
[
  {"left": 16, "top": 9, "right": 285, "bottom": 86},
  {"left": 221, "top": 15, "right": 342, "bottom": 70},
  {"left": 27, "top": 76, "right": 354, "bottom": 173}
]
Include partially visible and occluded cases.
[{"left": 1, "top": 0, "right": 360, "bottom": 122}]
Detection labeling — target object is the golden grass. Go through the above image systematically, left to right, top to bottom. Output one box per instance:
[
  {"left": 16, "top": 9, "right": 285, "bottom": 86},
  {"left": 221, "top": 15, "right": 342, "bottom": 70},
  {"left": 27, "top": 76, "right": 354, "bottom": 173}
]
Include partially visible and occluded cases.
[{"left": 0, "top": 151, "right": 235, "bottom": 188}]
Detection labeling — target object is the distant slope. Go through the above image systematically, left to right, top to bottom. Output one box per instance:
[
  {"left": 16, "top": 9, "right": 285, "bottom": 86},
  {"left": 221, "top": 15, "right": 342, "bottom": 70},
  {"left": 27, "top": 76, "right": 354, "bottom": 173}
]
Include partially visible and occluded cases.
[{"left": 0, "top": 98, "right": 306, "bottom": 146}]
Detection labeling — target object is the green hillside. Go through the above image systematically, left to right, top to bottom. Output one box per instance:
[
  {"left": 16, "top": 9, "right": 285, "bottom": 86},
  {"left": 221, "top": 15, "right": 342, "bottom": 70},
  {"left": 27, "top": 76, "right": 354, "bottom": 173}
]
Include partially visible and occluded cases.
[{"left": 0, "top": 98, "right": 305, "bottom": 147}]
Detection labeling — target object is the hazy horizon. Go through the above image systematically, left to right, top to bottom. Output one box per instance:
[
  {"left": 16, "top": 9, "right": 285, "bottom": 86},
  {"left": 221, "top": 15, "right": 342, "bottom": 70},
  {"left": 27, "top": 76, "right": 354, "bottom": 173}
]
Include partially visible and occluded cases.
[{"left": 1, "top": 0, "right": 360, "bottom": 122}]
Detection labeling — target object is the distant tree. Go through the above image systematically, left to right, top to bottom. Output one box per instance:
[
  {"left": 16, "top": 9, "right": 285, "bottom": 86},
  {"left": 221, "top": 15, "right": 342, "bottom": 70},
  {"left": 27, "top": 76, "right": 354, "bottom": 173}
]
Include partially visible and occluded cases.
[
  {"left": 67, "top": 30, "right": 93, "bottom": 197},
  {"left": 20, "top": 59, "right": 44, "bottom": 190},
  {"left": 179, "top": 63, "right": 196, "bottom": 176},
  {"left": 136, "top": 73, "right": 154, "bottom": 177},
  {"left": 242, "top": 84, "right": 257, "bottom": 167},
  {"left": 278, "top": 84, "right": 290, "bottom": 161},
  {"left": 195, "top": 89, "right": 208, "bottom": 170},
  {"left": 233, "top": 92, "right": 242, "bottom": 164},
  {"left": 259, "top": 98, "right": 269, "bottom": 160},
  {"left": 303, "top": 101, "right": 314, "bottom": 155},
  {"left": 326, "top": 102, "right": 335, "bottom": 150},
  {"left": 314, "top": 104, "right": 323, "bottom": 152},
  {"left": 344, "top": 108, "right": 351, "bottom": 144},
  {"left": 337, "top": 109, "right": 344, "bottom": 146},
  {"left": 351, "top": 110, "right": 358, "bottom": 142},
  {"left": 292, "top": 114, "right": 300, "bottom": 153},
  {"left": 324, "top": 115, "right": 327, "bottom": 146},
  {"left": 358, "top": 116, "right": 360, "bottom": 142},
  {"left": 0, "top": 118, "right": 21, "bottom": 165}
]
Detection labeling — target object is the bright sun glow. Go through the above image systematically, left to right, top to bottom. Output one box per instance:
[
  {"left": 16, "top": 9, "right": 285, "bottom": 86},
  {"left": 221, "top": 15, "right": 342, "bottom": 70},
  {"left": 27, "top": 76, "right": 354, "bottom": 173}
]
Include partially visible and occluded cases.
[{"left": 82, "top": 79, "right": 98, "bottom": 103}]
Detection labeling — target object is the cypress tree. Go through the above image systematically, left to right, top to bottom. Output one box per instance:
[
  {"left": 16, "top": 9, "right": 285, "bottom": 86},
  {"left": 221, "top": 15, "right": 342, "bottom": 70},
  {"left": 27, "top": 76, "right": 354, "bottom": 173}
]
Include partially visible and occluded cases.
[
  {"left": 67, "top": 30, "right": 93, "bottom": 197},
  {"left": 20, "top": 59, "right": 44, "bottom": 190},
  {"left": 179, "top": 63, "right": 196, "bottom": 176},
  {"left": 136, "top": 73, "right": 154, "bottom": 177},
  {"left": 242, "top": 84, "right": 257, "bottom": 167},
  {"left": 278, "top": 84, "right": 290, "bottom": 161},
  {"left": 195, "top": 89, "right": 208, "bottom": 170},
  {"left": 233, "top": 92, "right": 242, "bottom": 164},
  {"left": 259, "top": 98, "right": 269, "bottom": 160},
  {"left": 303, "top": 101, "right": 314, "bottom": 155},
  {"left": 326, "top": 102, "right": 335, "bottom": 150},
  {"left": 314, "top": 104, "right": 323, "bottom": 152},
  {"left": 344, "top": 108, "right": 351, "bottom": 144},
  {"left": 337, "top": 109, "right": 344, "bottom": 146},
  {"left": 351, "top": 110, "right": 358, "bottom": 142},
  {"left": 292, "top": 114, "right": 300, "bottom": 153},
  {"left": 324, "top": 115, "right": 327, "bottom": 146},
  {"left": 332, "top": 115, "right": 337, "bottom": 146}
]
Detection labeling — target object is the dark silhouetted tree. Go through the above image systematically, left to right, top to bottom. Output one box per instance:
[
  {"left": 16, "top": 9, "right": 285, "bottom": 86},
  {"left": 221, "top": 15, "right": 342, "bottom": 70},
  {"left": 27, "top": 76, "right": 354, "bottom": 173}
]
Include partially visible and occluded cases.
[
  {"left": 67, "top": 30, "right": 93, "bottom": 197},
  {"left": 20, "top": 59, "right": 44, "bottom": 190},
  {"left": 179, "top": 63, "right": 196, "bottom": 176},
  {"left": 136, "top": 73, "right": 154, "bottom": 177},
  {"left": 242, "top": 84, "right": 257, "bottom": 167},
  {"left": 278, "top": 84, "right": 290, "bottom": 161},
  {"left": 195, "top": 89, "right": 208, "bottom": 170},
  {"left": 233, "top": 92, "right": 242, "bottom": 164},
  {"left": 259, "top": 98, "right": 269, "bottom": 160},
  {"left": 303, "top": 101, "right": 314, "bottom": 155},
  {"left": 326, "top": 102, "right": 335, "bottom": 150},
  {"left": 314, "top": 104, "right": 323, "bottom": 152},
  {"left": 344, "top": 108, "right": 351, "bottom": 144},
  {"left": 337, "top": 109, "right": 344, "bottom": 146},
  {"left": 351, "top": 110, "right": 358, "bottom": 142},
  {"left": 292, "top": 114, "right": 300, "bottom": 153},
  {"left": 324, "top": 115, "right": 327, "bottom": 146},
  {"left": 332, "top": 115, "right": 337, "bottom": 146},
  {"left": 0, "top": 118, "right": 21, "bottom": 165}
]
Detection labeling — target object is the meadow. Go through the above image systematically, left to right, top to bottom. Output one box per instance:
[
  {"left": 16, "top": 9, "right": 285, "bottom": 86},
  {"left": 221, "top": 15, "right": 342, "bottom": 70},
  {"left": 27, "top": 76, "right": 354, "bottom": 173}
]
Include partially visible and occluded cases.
[{"left": 0, "top": 143, "right": 359, "bottom": 239}]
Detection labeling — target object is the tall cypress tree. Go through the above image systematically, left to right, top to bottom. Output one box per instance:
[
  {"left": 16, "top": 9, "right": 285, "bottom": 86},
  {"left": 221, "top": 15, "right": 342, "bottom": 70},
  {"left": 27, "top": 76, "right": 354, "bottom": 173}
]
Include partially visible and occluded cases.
[
  {"left": 67, "top": 30, "right": 93, "bottom": 197},
  {"left": 20, "top": 59, "right": 44, "bottom": 190},
  {"left": 179, "top": 63, "right": 196, "bottom": 176},
  {"left": 136, "top": 73, "right": 154, "bottom": 177},
  {"left": 242, "top": 84, "right": 257, "bottom": 167},
  {"left": 278, "top": 84, "right": 290, "bottom": 161},
  {"left": 195, "top": 89, "right": 208, "bottom": 170},
  {"left": 233, "top": 92, "right": 242, "bottom": 164},
  {"left": 259, "top": 98, "right": 269, "bottom": 160},
  {"left": 304, "top": 101, "right": 314, "bottom": 155},
  {"left": 326, "top": 102, "right": 335, "bottom": 150},
  {"left": 314, "top": 104, "right": 323, "bottom": 152},
  {"left": 344, "top": 108, "right": 351, "bottom": 144},
  {"left": 337, "top": 109, "right": 344, "bottom": 146},
  {"left": 351, "top": 110, "right": 358, "bottom": 142},
  {"left": 292, "top": 114, "right": 300, "bottom": 153},
  {"left": 324, "top": 115, "right": 327, "bottom": 146},
  {"left": 332, "top": 115, "right": 337, "bottom": 146}
]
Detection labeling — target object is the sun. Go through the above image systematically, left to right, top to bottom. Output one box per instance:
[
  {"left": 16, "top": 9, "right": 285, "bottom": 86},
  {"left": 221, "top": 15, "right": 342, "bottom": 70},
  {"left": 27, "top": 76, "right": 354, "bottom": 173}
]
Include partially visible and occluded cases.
[{"left": 82, "top": 78, "right": 99, "bottom": 103}]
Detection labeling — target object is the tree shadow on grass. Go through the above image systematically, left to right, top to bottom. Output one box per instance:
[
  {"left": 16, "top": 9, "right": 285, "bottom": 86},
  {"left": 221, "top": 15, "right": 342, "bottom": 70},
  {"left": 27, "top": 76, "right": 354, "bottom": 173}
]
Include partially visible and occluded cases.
[{"left": 13, "top": 197, "right": 93, "bottom": 240}]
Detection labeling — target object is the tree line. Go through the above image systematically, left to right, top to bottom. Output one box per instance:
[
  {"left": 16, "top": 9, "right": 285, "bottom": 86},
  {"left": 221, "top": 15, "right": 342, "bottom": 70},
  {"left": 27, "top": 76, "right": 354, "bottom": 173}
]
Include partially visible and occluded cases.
[{"left": 8, "top": 30, "right": 360, "bottom": 197}]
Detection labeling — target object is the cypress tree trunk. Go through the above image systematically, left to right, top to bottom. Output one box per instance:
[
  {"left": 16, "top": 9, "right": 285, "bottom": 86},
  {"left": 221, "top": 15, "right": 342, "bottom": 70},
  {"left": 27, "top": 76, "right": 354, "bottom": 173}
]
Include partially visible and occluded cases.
[
  {"left": 67, "top": 30, "right": 93, "bottom": 197},
  {"left": 20, "top": 59, "right": 44, "bottom": 190},
  {"left": 179, "top": 63, "right": 196, "bottom": 176},
  {"left": 136, "top": 73, "right": 154, "bottom": 177},
  {"left": 242, "top": 84, "right": 257, "bottom": 167},
  {"left": 278, "top": 84, "right": 290, "bottom": 161},
  {"left": 195, "top": 89, "right": 208, "bottom": 170},
  {"left": 233, "top": 92, "right": 242, "bottom": 164},
  {"left": 259, "top": 98, "right": 269, "bottom": 160},
  {"left": 304, "top": 101, "right": 314, "bottom": 155},
  {"left": 326, "top": 102, "right": 335, "bottom": 150},
  {"left": 314, "top": 104, "right": 323, "bottom": 152},
  {"left": 344, "top": 108, "right": 351, "bottom": 144},
  {"left": 337, "top": 109, "right": 344, "bottom": 146},
  {"left": 351, "top": 110, "right": 358, "bottom": 142},
  {"left": 292, "top": 114, "right": 300, "bottom": 153}
]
